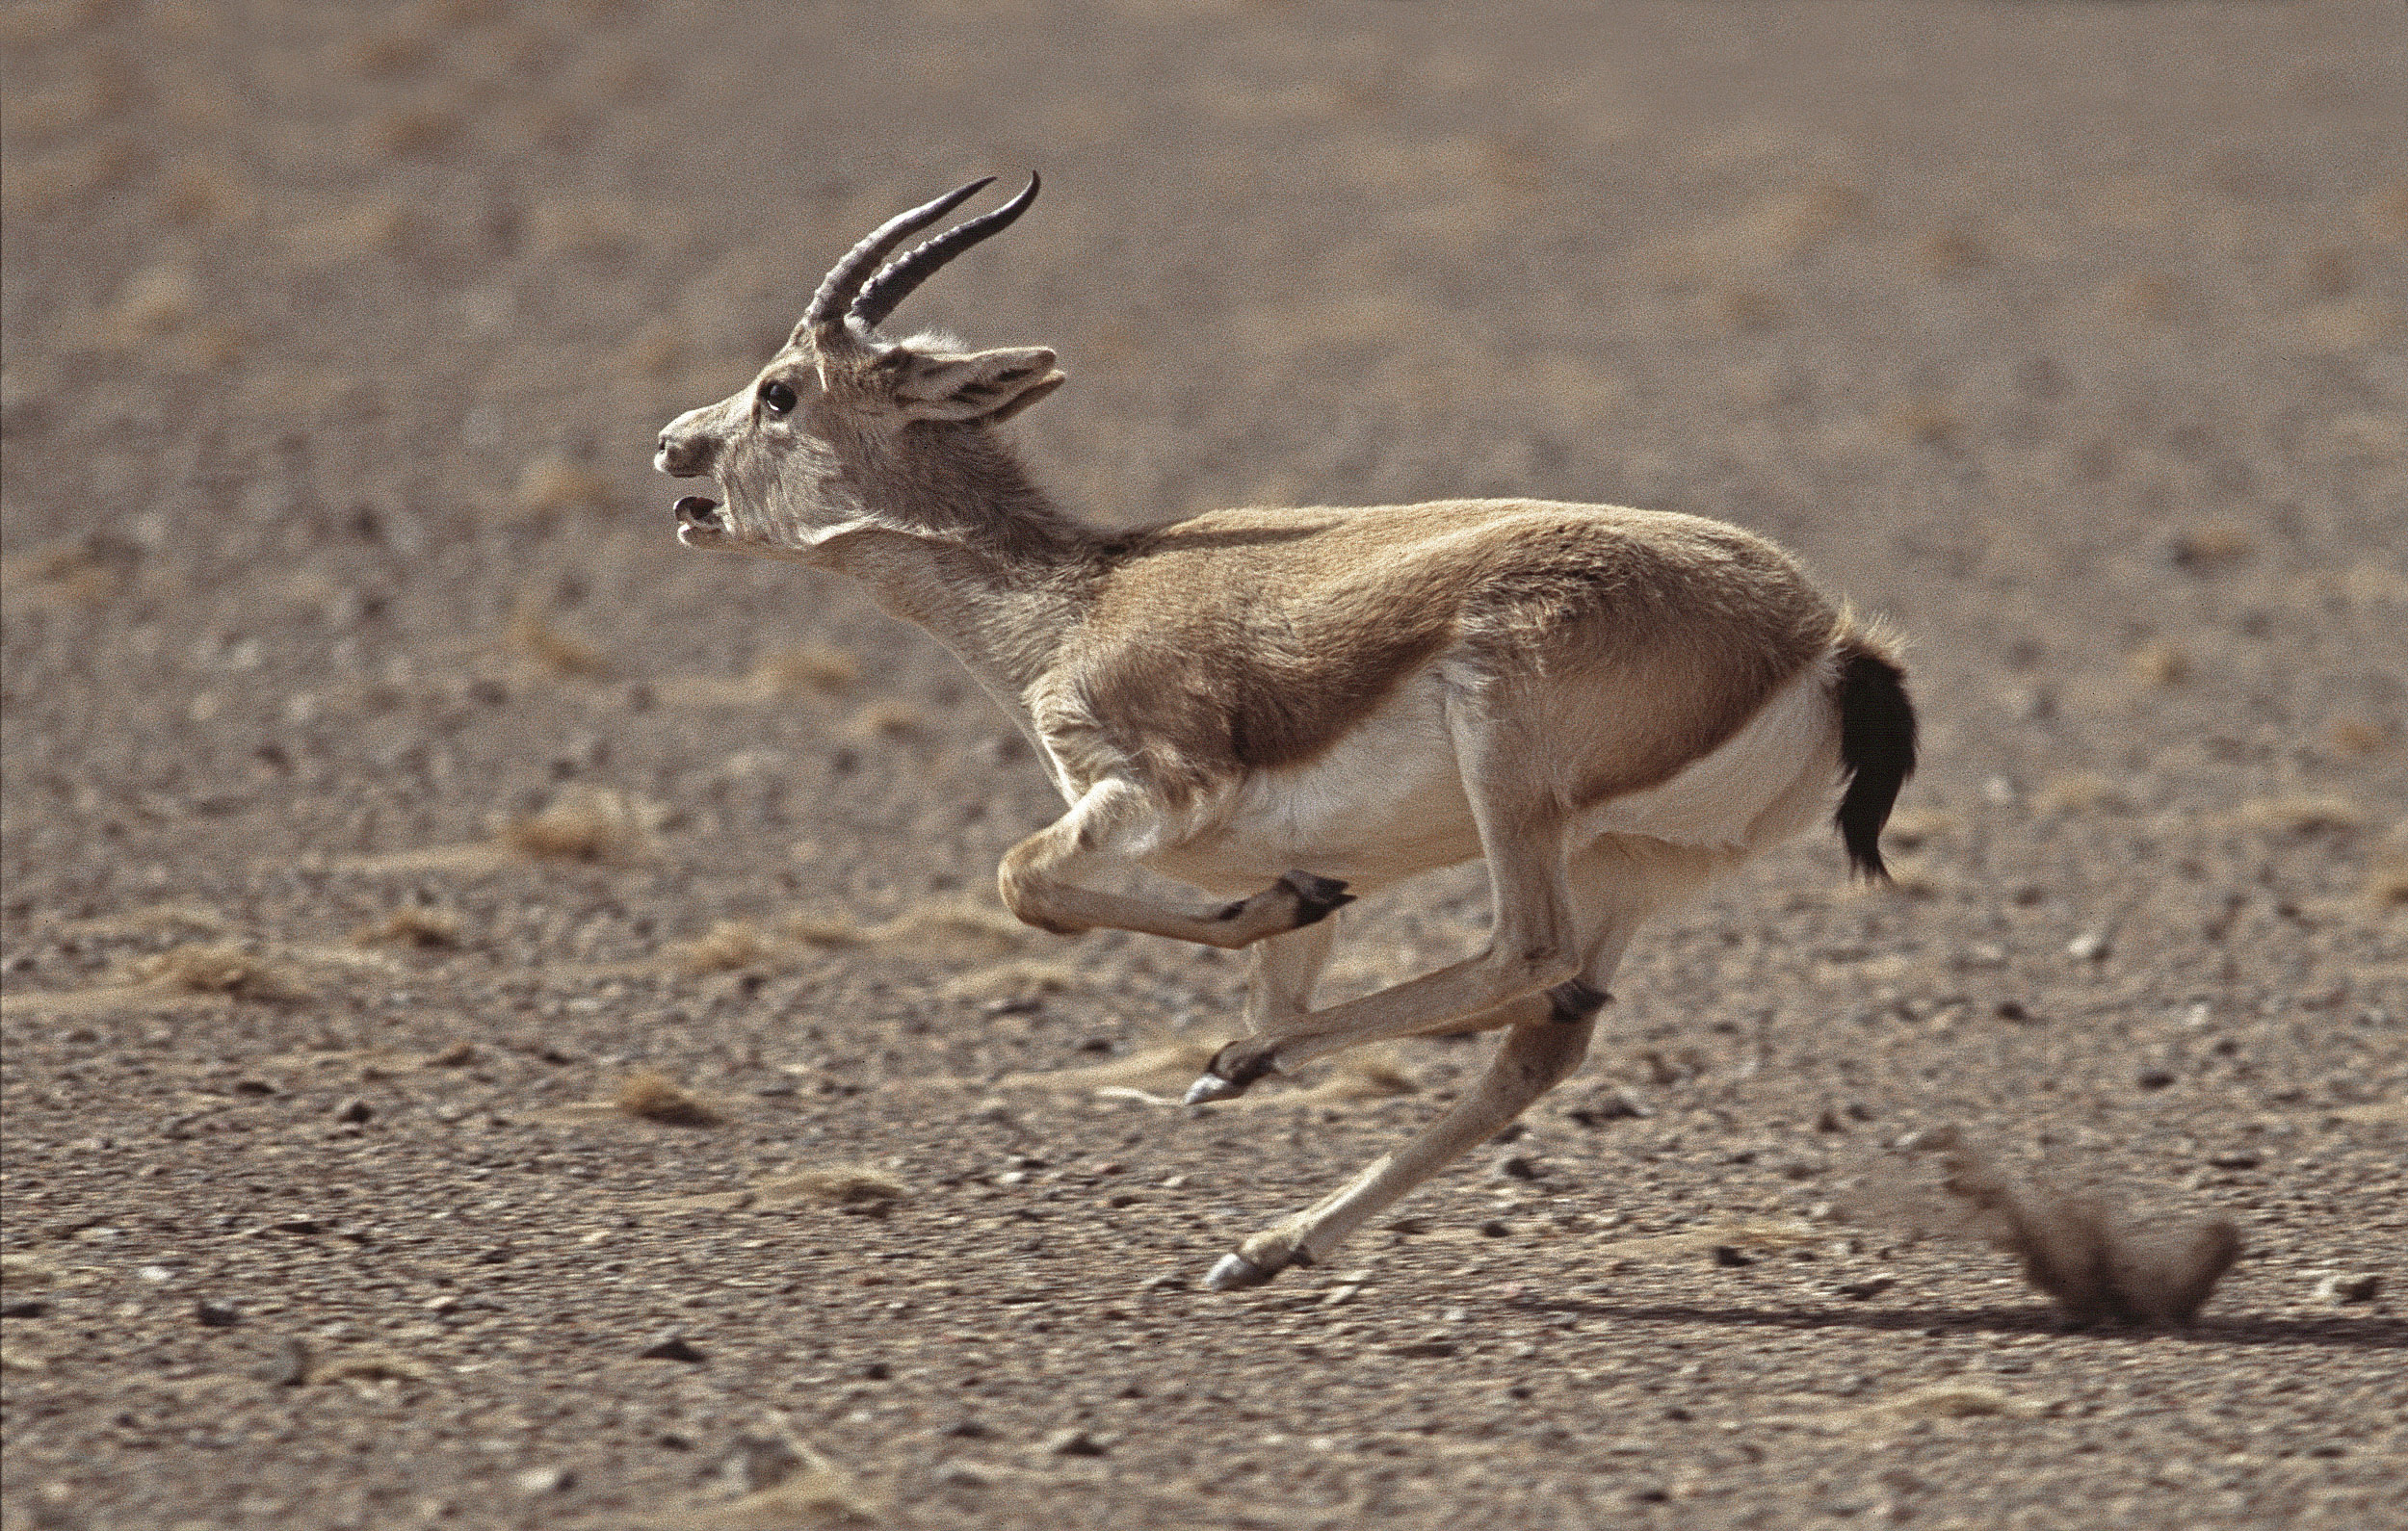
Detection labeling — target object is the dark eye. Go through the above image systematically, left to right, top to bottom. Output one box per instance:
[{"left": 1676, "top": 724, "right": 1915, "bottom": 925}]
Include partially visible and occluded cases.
[{"left": 759, "top": 379, "right": 798, "bottom": 417}]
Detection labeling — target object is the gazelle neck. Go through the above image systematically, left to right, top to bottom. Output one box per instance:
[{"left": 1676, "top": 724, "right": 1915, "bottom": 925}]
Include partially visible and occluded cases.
[{"left": 808, "top": 426, "right": 1108, "bottom": 731}]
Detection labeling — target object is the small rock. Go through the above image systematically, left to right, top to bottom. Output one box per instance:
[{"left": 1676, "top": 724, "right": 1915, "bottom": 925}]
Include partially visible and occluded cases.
[
  {"left": 2066, "top": 931, "right": 2111, "bottom": 962},
  {"left": 2136, "top": 1067, "right": 2177, "bottom": 1090},
  {"left": 1566, "top": 1088, "right": 1652, "bottom": 1127},
  {"left": 332, "top": 1098, "right": 374, "bottom": 1124},
  {"left": 2206, "top": 1151, "right": 2263, "bottom": 1170},
  {"left": 1491, "top": 1153, "right": 1543, "bottom": 1181},
  {"left": 1477, "top": 1219, "right": 1511, "bottom": 1238},
  {"left": 1712, "top": 1245, "right": 1755, "bottom": 1268},
  {"left": 2312, "top": 1271, "right": 2381, "bottom": 1305},
  {"left": 1838, "top": 1276, "right": 1898, "bottom": 1301},
  {"left": 1320, "top": 1284, "right": 1363, "bottom": 1309},
  {"left": 1, "top": 1299, "right": 47, "bottom": 1319},
  {"left": 193, "top": 1299, "right": 241, "bottom": 1328},
  {"left": 639, "top": 1334, "right": 707, "bottom": 1363},
  {"left": 259, "top": 1336, "right": 310, "bottom": 1386},
  {"left": 1387, "top": 1337, "right": 1457, "bottom": 1359},
  {"left": 858, "top": 1361, "right": 891, "bottom": 1380},
  {"left": 942, "top": 1418, "right": 995, "bottom": 1439},
  {"left": 1042, "top": 1428, "right": 1108, "bottom": 1457},
  {"left": 723, "top": 1432, "right": 802, "bottom": 1491},
  {"left": 933, "top": 1461, "right": 991, "bottom": 1488},
  {"left": 513, "top": 1466, "right": 574, "bottom": 1494}
]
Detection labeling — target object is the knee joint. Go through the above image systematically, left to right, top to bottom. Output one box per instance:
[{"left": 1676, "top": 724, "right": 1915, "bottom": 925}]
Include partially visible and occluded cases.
[{"left": 1547, "top": 979, "right": 1611, "bottom": 1025}]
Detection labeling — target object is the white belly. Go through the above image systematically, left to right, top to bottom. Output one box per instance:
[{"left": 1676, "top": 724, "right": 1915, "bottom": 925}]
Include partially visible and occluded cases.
[
  {"left": 1141, "top": 657, "right": 1841, "bottom": 896},
  {"left": 1573, "top": 660, "right": 1841, "bottom": 854},
  {"left": 1145, "top": 671, "right": 1478, "bottom": 895}
]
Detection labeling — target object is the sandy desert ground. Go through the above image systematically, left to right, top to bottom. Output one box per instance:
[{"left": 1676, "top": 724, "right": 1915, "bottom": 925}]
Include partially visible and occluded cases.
[{"left": 4, "top": 2, "right": 2405, "bottom": 1527}]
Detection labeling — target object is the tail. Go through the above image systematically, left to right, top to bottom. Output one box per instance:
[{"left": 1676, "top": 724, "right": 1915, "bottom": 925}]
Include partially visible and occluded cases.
[{"left": 1833, "top": 636, "right": 1918, "bottom": 882}]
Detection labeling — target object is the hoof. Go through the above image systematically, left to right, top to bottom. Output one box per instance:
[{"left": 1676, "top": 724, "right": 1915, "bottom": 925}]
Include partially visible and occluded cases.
[
  {"left": 1280, "top": 870, "right": 1354, "bottom": 926},
  {"left": 1188, "top": 1040, "right": 1279, "bottom": 1104},
  {"left": 1183, "top": 1073, "right": 1246, "bottom": 1105},
  {"left": 1204, "top": 1252, "right": 1277, "bottom": 1291}
]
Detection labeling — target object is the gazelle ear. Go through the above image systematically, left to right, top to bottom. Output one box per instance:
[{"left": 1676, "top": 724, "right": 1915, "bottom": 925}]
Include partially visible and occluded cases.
[{"left": 889, "top": 346, "right": 1065, "bottom": 423}]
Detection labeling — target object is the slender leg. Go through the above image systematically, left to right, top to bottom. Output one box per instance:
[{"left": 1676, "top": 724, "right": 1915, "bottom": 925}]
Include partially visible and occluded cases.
[
  {"left": 1188, "top": 712, "right": 1589, "bottom": 1100},
  {"left": 998, "top": 779, "right": 1352, "bottom": 949},
  {"left": 1200, "top": 852, "right": 1650, "bottom": 1289},
  {"left": 1244, "top": 919, "right": 1338, "bottom": 1034},
  {"left": 1204, "top": 988, "right": 1610, "bottom": 1289}
]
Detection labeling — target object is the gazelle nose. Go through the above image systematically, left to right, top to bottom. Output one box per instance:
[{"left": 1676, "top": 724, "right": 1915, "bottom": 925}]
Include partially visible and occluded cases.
[{"left": 656, "top": 432, "right": 712, "bottom": 477}]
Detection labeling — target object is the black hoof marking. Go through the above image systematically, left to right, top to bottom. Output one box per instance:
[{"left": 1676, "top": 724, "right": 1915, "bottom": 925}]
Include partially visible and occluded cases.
[
  {"left": 1278, "top": 870, "right": 1354, "bottom": 926},
  {"left": 1547, "top": 979, "right": 1611, "bottom": 1024},
  {"left": 1208, "top": 1039, "right": 1279, "bottom": 1088}
]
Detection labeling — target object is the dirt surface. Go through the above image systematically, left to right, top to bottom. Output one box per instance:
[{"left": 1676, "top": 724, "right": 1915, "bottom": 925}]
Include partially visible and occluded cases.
[{"left": 5, "top": 3, "right": 2406, "bottom": 1527}]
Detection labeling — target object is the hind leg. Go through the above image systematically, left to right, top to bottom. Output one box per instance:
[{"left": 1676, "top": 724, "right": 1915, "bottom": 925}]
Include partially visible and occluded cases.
[{"left": 1204, "top": 918, "right": 1637, "bottom": 1289}]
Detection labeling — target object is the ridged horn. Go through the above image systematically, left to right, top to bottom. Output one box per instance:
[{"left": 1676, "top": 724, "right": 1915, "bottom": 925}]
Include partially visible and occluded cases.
[
  {"left": 847, "top": 173, "right": 1039, "bottom": 334},
  {"left": 802, "top": 176, "right": 997, "bottom": 335}
]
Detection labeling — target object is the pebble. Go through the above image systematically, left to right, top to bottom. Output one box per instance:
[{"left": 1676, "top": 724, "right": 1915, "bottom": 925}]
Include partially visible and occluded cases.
[
  {"left": 2066, "top": 931, "right": 2111, "bottom": 962},
  {"left": 1567, "top": 1088, "right": 1652, "bottom": 1126},
  {"left": 333, "top": 1098, "right": 374, "bottom": 1124},
  {"left": 1491, "top": 1154, "right": 1543, "bottom": 1181},
  {"left": 1712, "top": 1245, "right": 1756, "bottom": 1268},
  {"left": 2312, "top": 1271, "right": 2381, "bottom": 1305},
  {"left": 1838, "top": 1275, "right": 1898, "bottom": 1301},
  {"left": 1, "top": 1299, "right": 47, "bottom": 1319},
  {"left": 194, "top": 1299, "right": 241, "bottom": 1328},
  {"left": 639, "top": 1333, "right": 707, "bottom": 1363},
  {"left": 259, "top": 1337, "right": 310, "bottom": 1387},
  {"left": 1042, "top": 1428, "right": 1109, "bottom": 1457},
  {"left": 724, "top": 1432, "right": 802, "bottom": 1491},
  {"left": 933, "top": 1461, "right": 991, "bottom": 1487},
  {"left": 513, "top": 1466, "right": 574, "bottom": 1494}
]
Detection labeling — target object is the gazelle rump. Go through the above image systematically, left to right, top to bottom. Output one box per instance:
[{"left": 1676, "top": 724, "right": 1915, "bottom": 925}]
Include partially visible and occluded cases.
[{"left": 653, "top": 177, "right": 1918, "bottom": 1290}]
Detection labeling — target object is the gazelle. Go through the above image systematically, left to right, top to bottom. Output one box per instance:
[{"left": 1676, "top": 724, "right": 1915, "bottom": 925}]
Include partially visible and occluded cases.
[{"left": 654, "top": 176, "right": 1917, "bottom": 1290}]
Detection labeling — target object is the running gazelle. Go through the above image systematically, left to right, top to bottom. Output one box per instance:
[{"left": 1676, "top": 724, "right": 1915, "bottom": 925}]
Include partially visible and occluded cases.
[{"left": 653, "top": 176, "right": 1917, "bottom": 1289}]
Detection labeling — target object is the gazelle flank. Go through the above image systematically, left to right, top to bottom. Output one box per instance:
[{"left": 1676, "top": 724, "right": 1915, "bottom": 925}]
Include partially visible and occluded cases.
[{"left": 652, "top": 176, "right": 1918, "bottom": 1291}]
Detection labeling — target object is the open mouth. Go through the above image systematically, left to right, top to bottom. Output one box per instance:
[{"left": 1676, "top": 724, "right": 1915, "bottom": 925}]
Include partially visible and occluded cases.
[{"left": 673, "top": 494, "right": 726, "bottom": 532}]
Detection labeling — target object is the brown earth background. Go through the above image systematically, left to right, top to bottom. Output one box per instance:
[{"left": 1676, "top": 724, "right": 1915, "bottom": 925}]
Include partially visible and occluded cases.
[{"left": 3, "top": 2, "right": 2405, "bottom": 1528}]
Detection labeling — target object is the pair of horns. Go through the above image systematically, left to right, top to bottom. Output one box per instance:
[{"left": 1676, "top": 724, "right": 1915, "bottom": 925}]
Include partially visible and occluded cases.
[{"left": 804, "top": 173, "right": 1039, "bottom": 339}]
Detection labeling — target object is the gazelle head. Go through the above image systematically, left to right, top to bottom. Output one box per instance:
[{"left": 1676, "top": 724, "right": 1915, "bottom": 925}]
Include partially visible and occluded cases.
[{"left": 654, "top": 175, "right": 1067, "bottom": 557}]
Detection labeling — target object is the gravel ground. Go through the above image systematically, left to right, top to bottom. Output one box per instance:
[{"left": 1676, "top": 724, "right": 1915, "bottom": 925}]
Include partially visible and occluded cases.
[{"left": 4, "top": 4, "right": 2404, "bottom": 1528}]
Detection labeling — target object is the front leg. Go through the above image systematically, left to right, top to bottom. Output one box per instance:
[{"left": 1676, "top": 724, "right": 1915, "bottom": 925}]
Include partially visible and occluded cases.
[{"left": 997, "top": 779, "right": 1353, "bottom": 949}]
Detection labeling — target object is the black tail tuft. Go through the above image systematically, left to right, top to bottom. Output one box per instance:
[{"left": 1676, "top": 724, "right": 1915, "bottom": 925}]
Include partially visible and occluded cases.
[{"left": 1834, "top": 642, "right": 1918, "bottom": 882}]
